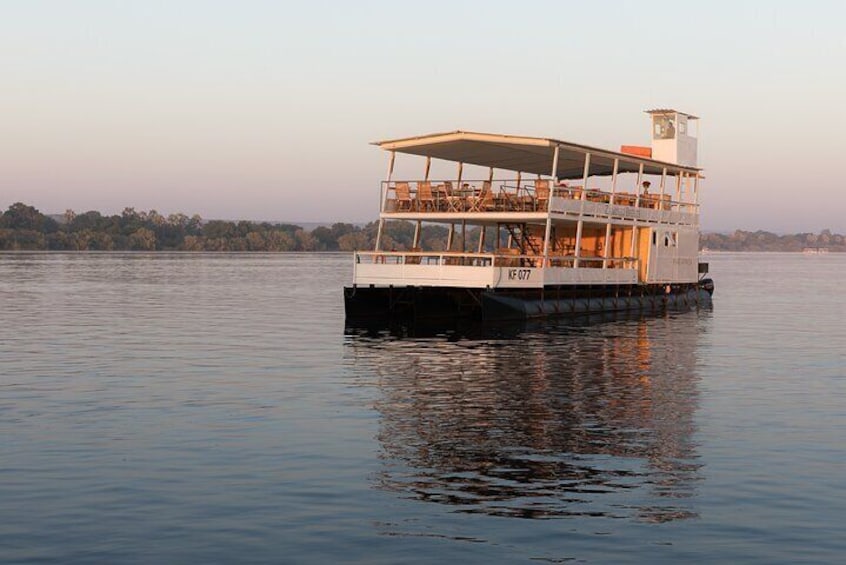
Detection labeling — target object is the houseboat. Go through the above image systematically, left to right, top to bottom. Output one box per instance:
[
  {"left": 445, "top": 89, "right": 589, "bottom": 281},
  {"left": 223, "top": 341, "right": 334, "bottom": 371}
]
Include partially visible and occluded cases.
[{"left": 344, "top": 109, "right": 714, "bottom": 322}]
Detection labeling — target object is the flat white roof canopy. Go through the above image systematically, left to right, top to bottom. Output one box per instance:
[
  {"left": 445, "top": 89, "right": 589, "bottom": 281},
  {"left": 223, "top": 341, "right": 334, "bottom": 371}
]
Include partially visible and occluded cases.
[{"left": 374, "top": 130, "right": 701, "bottom": 179}]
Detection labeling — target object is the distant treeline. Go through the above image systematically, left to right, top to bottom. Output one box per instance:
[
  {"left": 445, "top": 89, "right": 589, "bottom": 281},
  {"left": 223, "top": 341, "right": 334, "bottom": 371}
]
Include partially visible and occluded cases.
[
  {"left": 0, "top": 202, "right": 451, "bottom": 251},
  {"left": 1, "top": 202, "right": 843, "bottom": 252},
  {"left": 701, "top": 230, "right": 845, "bottom": 252}
]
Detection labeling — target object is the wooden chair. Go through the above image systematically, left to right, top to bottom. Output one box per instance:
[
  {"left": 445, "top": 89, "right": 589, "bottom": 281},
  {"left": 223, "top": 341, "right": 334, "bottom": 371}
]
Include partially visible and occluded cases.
[
  {"left": 535, "top": 179, "right": 550, "bottom": 211},
  {"left": 417, "top": 181, "right": 436, "bottom": 211},
  {"left": 442, "top": 181, "right": 464, "bottom": 211},
  {"left": 470, "top": 181, "right": 496, "bottom": 211},
  {"left": 394, "top": 182, "right": 413, "bottom": 211},
  {"left": 616, "top": 192, "right": 635, "bottom": 207},
  {"left": 405, "top": 247, "right": 422, "bottom": 264}
]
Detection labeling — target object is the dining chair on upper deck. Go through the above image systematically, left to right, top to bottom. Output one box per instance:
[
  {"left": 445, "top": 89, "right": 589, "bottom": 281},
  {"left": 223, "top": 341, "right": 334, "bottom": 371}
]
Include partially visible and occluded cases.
[
  {"left": 534, "top": 179, "right": 550, "bottom": 211},
  {"left": 417, "top": 181, "right": 436, "bottom": 212},
  {"left": 442, "top": 181, "right": 464, "bottom": 211},
  {"left": 470, "top": 181, "right": 496, "bottom": 212},
  {"left": 394, "top": 182, "right": 413, "bottom": 211}
]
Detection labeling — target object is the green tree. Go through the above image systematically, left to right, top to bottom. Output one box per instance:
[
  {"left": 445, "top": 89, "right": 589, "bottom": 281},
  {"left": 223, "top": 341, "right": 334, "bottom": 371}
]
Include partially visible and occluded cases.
[
  {"left": 1, "top": 203, "right": 47, "bottom": 231},
  {"left": 129, "top": 227, "right": 157, "bottom": 250}
]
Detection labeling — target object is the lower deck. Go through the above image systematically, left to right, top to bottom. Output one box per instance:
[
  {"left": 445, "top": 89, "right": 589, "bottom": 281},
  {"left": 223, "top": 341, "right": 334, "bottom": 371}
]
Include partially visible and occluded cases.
[{"left": 368, "top": 211, "right": 700, "bottom": 289}]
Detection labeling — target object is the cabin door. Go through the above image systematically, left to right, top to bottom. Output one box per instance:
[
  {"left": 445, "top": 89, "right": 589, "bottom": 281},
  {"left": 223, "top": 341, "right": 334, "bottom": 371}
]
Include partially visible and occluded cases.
[{"left": 637, "top": 228, "right": 652, "bottom": 282}]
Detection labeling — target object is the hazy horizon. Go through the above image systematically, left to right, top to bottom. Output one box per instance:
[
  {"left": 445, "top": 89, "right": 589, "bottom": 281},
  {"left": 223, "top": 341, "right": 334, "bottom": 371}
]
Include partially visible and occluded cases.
[{"left": 3, "top": 1, "right": 845, "bottom": 233}]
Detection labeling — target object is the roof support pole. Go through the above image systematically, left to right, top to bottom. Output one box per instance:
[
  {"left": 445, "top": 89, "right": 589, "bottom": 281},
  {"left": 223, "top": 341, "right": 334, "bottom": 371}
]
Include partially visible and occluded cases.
[
  {"left": 550, "top": 143, "right": 560, "bottom": 182},
  {"left": 541, "top": 145, "right": 560, "bottom": 268},
  {"left": 375, "top": 150, "right": 395, "bottom": 251},
  {"left": 573, "top": 152, "right": 591, "bottom": 269},
  {"left": 424, "top": 156, "right": 431, "bottom": 181},
  {"left": 602, "top": 158, "right": 619, "bottom": 269},
  {"left": 609, "top": 158, "right": 619, "bottom": 205},
  {"left": 456, "top": 161, "right": 463, "bottom": 188},
  {"left": 629, "top": 162, "right": 644, "bottom": 260},
  {"left": 634, "top": 162, "right": 644, "bottom": 208},
  {"left": 659, "top": 167, "right": 668, "bottom": 220},
  {"left": 675, "top": 171, "right": 682, "bottom": 211},
  {"left": 413, "top": 220, "right": 421, "bottom": 248},
  {"left": 461, "top": 220, "right": 466, "bottom": 253},
  {"left": 447, "top": 223, "right": 455, "bottom": 251},
  {"left": 477, "top": 225, "right": 485, "bottom": 253}
]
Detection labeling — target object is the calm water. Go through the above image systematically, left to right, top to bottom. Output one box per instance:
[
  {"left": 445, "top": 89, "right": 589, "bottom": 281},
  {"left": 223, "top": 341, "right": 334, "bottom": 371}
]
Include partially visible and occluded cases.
[{"left": 1, "top": 252, "right": 844, "bottom": 563}]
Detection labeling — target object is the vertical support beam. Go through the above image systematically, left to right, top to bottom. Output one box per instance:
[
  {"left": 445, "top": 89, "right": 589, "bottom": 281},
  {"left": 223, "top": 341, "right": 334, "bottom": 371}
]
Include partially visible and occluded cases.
[
  {"left": 551, "top": 144, "right": 560, "bottom": 182},
  {"left": 541, "top": 145, "right": 560, "bottom": 268},
  {"left": 375, "top": 150, "right": 396, "bottom": 251},
  {"left": 573, "top": 152, "right": 591, "bottom": 268},
  {"left": 424, "top": 156, "right": 431, "bottom": 181},
  {"left": 602, "top": 158, "right": 618, "bottom": 269},
  {"left": 609, "top": 158, "right": 619, "bottom": 204},
  {"left": 456, "top": 161, "right": 463, "bottom": 188},
  {"left": 629, "top": 162, "right": 644, "bottom": 263},
  {"left": 634, "top": 162, "right": 644, "bottom": 208},
  {"left": 461, "top": 219, "right": 466, "bottom": 253},
  {"left": 413, "top": 220, "right": 421, "bottom": 248},
  {"left": 447, "top": 223, "right": 455, "bottom": 250},
  {"left": 477, "top": 225, "right": 485, "bottom": 253}
]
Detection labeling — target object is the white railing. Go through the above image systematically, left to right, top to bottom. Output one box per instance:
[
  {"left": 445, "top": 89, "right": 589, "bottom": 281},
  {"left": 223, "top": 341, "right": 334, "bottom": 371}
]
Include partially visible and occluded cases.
[
  {"left": 380, "top": 179, "right": 698, "bottom": 223},
  {"left": 352, "top": 251, "right": 640, "bottom": 288},
  {"left": 354, "top": 251, "right": 638, "bottom": 270}
]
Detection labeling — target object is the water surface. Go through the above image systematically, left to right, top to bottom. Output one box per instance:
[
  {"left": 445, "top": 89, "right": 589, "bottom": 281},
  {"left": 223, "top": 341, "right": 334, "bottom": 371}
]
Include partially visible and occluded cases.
[{"left": 1, "top": 252, "right": 844, "bottom": 563}]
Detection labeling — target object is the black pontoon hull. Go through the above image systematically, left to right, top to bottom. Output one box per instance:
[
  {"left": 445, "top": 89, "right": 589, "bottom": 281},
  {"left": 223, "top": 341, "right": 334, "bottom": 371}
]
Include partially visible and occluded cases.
[{"left": 344, "top": 281, "right": 713, "bottom": 323}]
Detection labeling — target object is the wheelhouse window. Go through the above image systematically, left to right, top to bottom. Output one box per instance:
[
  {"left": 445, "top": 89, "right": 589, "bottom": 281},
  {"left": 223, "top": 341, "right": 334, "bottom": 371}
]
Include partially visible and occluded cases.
[{"left": 653, "top": 115, "right": 676, "bottom": 140}]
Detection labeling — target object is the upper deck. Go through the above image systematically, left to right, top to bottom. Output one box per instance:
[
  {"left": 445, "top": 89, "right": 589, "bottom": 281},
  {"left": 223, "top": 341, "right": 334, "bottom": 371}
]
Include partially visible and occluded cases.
[{"left": 374, "top": 129, "right": 701, "bottom": 227}]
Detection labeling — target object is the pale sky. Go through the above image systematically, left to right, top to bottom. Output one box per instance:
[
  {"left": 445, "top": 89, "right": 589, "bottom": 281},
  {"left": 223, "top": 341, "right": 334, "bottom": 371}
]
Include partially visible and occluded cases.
[{"left": 2, "top": 0, "right": 844, "bottom": 232}]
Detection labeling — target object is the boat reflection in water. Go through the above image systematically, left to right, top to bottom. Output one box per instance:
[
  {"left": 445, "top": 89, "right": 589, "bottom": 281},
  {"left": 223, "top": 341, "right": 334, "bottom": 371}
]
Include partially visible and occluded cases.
[{"left": 345, "top": 310, "right": 710, "bottom": 523}]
